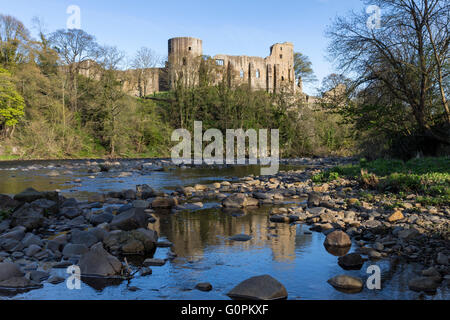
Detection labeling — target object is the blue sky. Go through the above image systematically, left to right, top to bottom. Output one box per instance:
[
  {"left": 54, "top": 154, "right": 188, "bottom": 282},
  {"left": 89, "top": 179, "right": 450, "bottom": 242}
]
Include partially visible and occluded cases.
[{"left": 1, "top": 0, "right": 365, "bottom": 95}]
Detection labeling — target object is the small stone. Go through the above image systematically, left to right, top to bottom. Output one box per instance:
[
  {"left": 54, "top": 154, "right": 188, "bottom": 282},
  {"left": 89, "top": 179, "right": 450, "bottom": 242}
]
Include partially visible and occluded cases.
[
  {"left": 387, "top": 210, "right": 404, "bottom": 222},
  {"left": 324, "top": 230, "right": 351, "bottom": 248},
  {"left": 437, "top": 253, "right": 448, "bottom": 265},
  {"left": 143, "top": 258, "right": 166, "bottom": 267},
  {"left": 140, "top": 267, "right": 152, "bottom": 276},
  {"left": 327, "top": 275, "right": 363, "bottom": 293},
  {"left": 47, "top": 276, "right": 65, "bottom": 285},
  {"left": 408, "top": 276, "right": 440, "bottom": 293},
  {"left": 195, "top": 282, "right": 213, "bottom": 292}
]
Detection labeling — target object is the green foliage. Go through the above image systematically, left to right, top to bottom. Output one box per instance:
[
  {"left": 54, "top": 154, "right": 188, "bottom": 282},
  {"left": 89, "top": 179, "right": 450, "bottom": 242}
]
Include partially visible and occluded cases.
[
  {"left": 0, "top": 67, "right": 25, "bottom": 129},
  {"left": 314, "top": 157, "right": 450, "bottom": 205}
]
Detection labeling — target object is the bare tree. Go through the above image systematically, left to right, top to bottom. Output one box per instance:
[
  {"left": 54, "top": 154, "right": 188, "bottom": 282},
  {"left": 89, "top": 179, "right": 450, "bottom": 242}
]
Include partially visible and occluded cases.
[
  {"left": 327, "top": 0, "right": 450, "bottom": 145},
  {"left": 132, "top": 47, "right": 161, "bottom": 97}
]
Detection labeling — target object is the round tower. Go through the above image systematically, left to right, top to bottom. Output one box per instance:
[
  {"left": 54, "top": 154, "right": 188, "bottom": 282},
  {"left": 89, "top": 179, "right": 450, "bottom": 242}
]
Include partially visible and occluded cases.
[{"left": 168, "top": 37, "right": 203, "bottom": 64}]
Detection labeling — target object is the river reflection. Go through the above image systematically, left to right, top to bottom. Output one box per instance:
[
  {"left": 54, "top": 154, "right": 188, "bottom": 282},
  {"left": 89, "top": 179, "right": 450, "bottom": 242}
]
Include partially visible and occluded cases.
[{"left": 149, "top": 206, "right": 309, "bottom": 263}]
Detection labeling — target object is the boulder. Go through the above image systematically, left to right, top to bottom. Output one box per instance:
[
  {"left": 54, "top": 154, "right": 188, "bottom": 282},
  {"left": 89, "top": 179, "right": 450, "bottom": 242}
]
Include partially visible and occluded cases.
[
  {"left": 136, "top": 184, "right": 157, "bottom": 199},
  {"left": 13, "top": 188, "right": 58, "bottom": 203},
  {"left": 307, "top": 192, "right": 321, "bottom": 207},
  {"left": 222, "top": 193, "right": 259, "bottom": 208},
  {"left": 0, "top": 194, "right": 20, "bottom": 211},
  {"left": 151, "top": 197, "right": 178, "bottom": 209},
  {"left": 30, "top": 199, "right": 58, "bottom": 215},
  {"left": 10, "top": 204, "right": 45, "bottom": 231},
  {"left": 60, "top": 207, "right": 82, "bottom": 219},
  {"left": 109, "top": 208, "right": 148, "bottom": 231},
  {"left": 90, "top": 212, "right": 114, "bottom": 226},
  {"left": 103, "top": 228, "right": 158, "bottom": 255},
  {"left": 70, "top": 229, "right": 99, "bottom": 248},
  {"left": 324, "top": 230, "right": 352, "bottom": 248},
  {"left": 62, "top": 243, "right": 89, "bottom": 258},
  {"left": 78, "top": 243, "right": 123, "bottom": 277},
  {"left": 338, "top": 253, "right": 364, "bottom": 270},
  {"left": 143, "top": 258, "right": 166, "bottom": 267},
  {"left": 0, "top": 262, "right": 24, "bottom": 282},
  {"left": 227, "top": 275, "right": 287, "bottom": 300},
  {"left": 327, "top": 275, "right": 363, "bottom": 293},
  {"left": 0, "top": 276, "right": 42, "bottom": 289},
  {"left": 408, "top": 276, "right": 440, "bottom": 293}
]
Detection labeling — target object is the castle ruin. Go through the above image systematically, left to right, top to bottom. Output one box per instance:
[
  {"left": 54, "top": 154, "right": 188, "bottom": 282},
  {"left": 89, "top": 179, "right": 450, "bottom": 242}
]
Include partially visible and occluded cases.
[{"left": 121, "top": 37, "right": 299, "bottom": 96}]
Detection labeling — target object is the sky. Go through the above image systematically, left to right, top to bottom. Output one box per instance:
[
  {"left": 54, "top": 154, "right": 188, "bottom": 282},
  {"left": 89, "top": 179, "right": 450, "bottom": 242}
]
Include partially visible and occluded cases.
[{"left": 0, "top": 0, "right": 366, "bottom": 95}]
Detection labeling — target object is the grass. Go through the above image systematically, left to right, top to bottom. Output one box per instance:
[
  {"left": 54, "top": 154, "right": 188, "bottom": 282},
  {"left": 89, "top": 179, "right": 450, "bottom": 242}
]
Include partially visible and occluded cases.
[{"left": 313, "top": 157, "right": 450, "bottom": 205}]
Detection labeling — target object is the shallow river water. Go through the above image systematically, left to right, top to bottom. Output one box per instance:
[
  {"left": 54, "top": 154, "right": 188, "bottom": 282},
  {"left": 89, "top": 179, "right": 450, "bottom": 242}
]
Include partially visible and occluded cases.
[{"left": 0, "top": 159, "right": 447, "bottom": 300}]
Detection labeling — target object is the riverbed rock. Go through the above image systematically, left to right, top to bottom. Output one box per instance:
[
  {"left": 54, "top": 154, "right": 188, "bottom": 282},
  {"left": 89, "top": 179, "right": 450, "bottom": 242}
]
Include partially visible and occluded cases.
[
  {"left": 136, "top": 184, "right": 157, "bottom": 199},
  {"left": 13, "top": 188, "right": 58, "bottom": 203},
  {"left": 307, "top": 192, "right": 321, "bottom": 207},
  {"left": 222, "top": 193, "right": 259, "bottom": 208},
  {"left": 0, "top": 194, "right": 20, "bottom": 211},
  {"left": 151, "top": 197, "right": 178, "bottom": 209},
  {"left": 10, "top": 203, "right": 45, "bottom": 231},
  {"left": 60, "top": 207, "right": 82, "bottom": 219},
  {"left": 109, "top": 208, "right": 149, "bottom": 231},
  {"left": 387, "top": 210, "right": 404, "bottom": 222},
  {"left": 90, "top": 212, "right": 114, "bottom": 226},
  {"left": 103, "top": 228, "right": 158, "bottom": 255},
  {"left": 70, "top": 229, "right": 99, "bottom": 248},
  {"left": 324, "top": 230, "right": 352, "bottom": 248},
  {"left": 62, "top": 243, "right": 89, "bottom": 258},
  {"left": 78, "top": 243, "right": 123, "bottom": 277},
  {"left": 338, "top": 253, "right": 364, "bottom": 270},
  {"left": 437, "top": 253, "right": 448, "bottom": 265},
  {"left": 143, "top": 258, "right": 166, "bottom": 267},
  {"left": 0, "top": 262, "right": 24, "bottom": 281},
  {"left": 227, "top": 275, "right": 288, "bottom": 300},
  {"left": 327, "top": 275, "right": 363, "bottom": 293},
  {"left": 0, "top": 276, "right": 42, "bottom": 290},
  {"left": 408, "top": 276, "right": 440, "bottom": 293},
  {"left": 195, "top": 282, "right": 213, "bottom": 292}
]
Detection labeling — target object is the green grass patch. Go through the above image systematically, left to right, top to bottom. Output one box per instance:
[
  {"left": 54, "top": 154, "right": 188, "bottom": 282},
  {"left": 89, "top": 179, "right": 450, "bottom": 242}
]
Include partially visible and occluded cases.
[{"left": 313, "top": 157, "right": 450, "bottom": 205}]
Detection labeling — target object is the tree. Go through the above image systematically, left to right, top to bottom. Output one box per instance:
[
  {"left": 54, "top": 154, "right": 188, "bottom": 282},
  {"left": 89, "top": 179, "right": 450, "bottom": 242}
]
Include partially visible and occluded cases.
[
  {"left": 326, "top": 0, "right": 450, "bottom": 151},
  {"left": 0, "top": 14, "right": 30, "bottom": 69},
  {"left": 49, "top": 29, "right": 99, "bottom": 113},
  {"left": 131, "top": 47, "right": 161, "bottom": 97},
  {"left": 293, "top": 52, "right": 317, "bottom": 84},
  {"left": 0, "top": 67, "right": 25, "bottom": 137}
]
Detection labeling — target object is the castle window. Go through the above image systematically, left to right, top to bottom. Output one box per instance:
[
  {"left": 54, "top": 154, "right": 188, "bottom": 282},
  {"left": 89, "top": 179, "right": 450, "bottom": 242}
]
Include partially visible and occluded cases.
[
  {"left": 188, "top": 47, "right": 192, "bottom": 51},
  {"left": 280, "top": 54, "right": 283, "bottom": 59},
  {"left": 183, "top": 57, "right": 187, "bottom": 66},
  {"left": 215, "top": 59, "right": 224, "bottom": 66},
  {"left": 240, "top": 69, "right": 244, "bottom": 78},
  {"left": 256, "top": 69, "right": 260, "bottom": 78},
  {"left": 281, "top": 76, "right": 285, "bottom": 81}
]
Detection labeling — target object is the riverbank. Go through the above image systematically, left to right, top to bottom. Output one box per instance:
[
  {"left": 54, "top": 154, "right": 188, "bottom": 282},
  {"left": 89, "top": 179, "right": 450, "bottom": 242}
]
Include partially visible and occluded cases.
[{"left": 0, "top": 156, "right": 448, "bottom": 299}]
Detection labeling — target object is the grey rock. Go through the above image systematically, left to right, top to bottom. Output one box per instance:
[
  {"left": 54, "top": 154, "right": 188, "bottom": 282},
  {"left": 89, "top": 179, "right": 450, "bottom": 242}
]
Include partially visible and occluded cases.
[
  {"left": 10, "top": 204, "right": 45, "bottom": 231},
  {"left": 109, "top": 208, "right": 148, "bottom": 231},
  {"left": 70, "top": 229, "right": 98, "bottom": 248},
  {"left": 324, "top": 230, "right": 352, "bottom": 248},
  {"left": 62, "top": 243, "right": 89, "bottom": 258},
  {"left": 78, "top": 243, "right": 123, "bottom": 277},
  {"left": 338, "top": 253, "right": 364, "bottom": 270},
  {"left": 143, "top": 258, "right": 166, "bottom": 267},
  {"left": 0, "top": 262, "right": 24, "bottom": 281},
  {"left": 227, "top": 275, "right": 288, "bottom": 300},
  {"left": 327, "top": 275, "right": 363, "bottom": 293},
  {"left": 408, "top": 276, "right": 440, "bottom": 292},
  {"left": 195, "top": 282, "right": 213, "bottom": 292}
]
